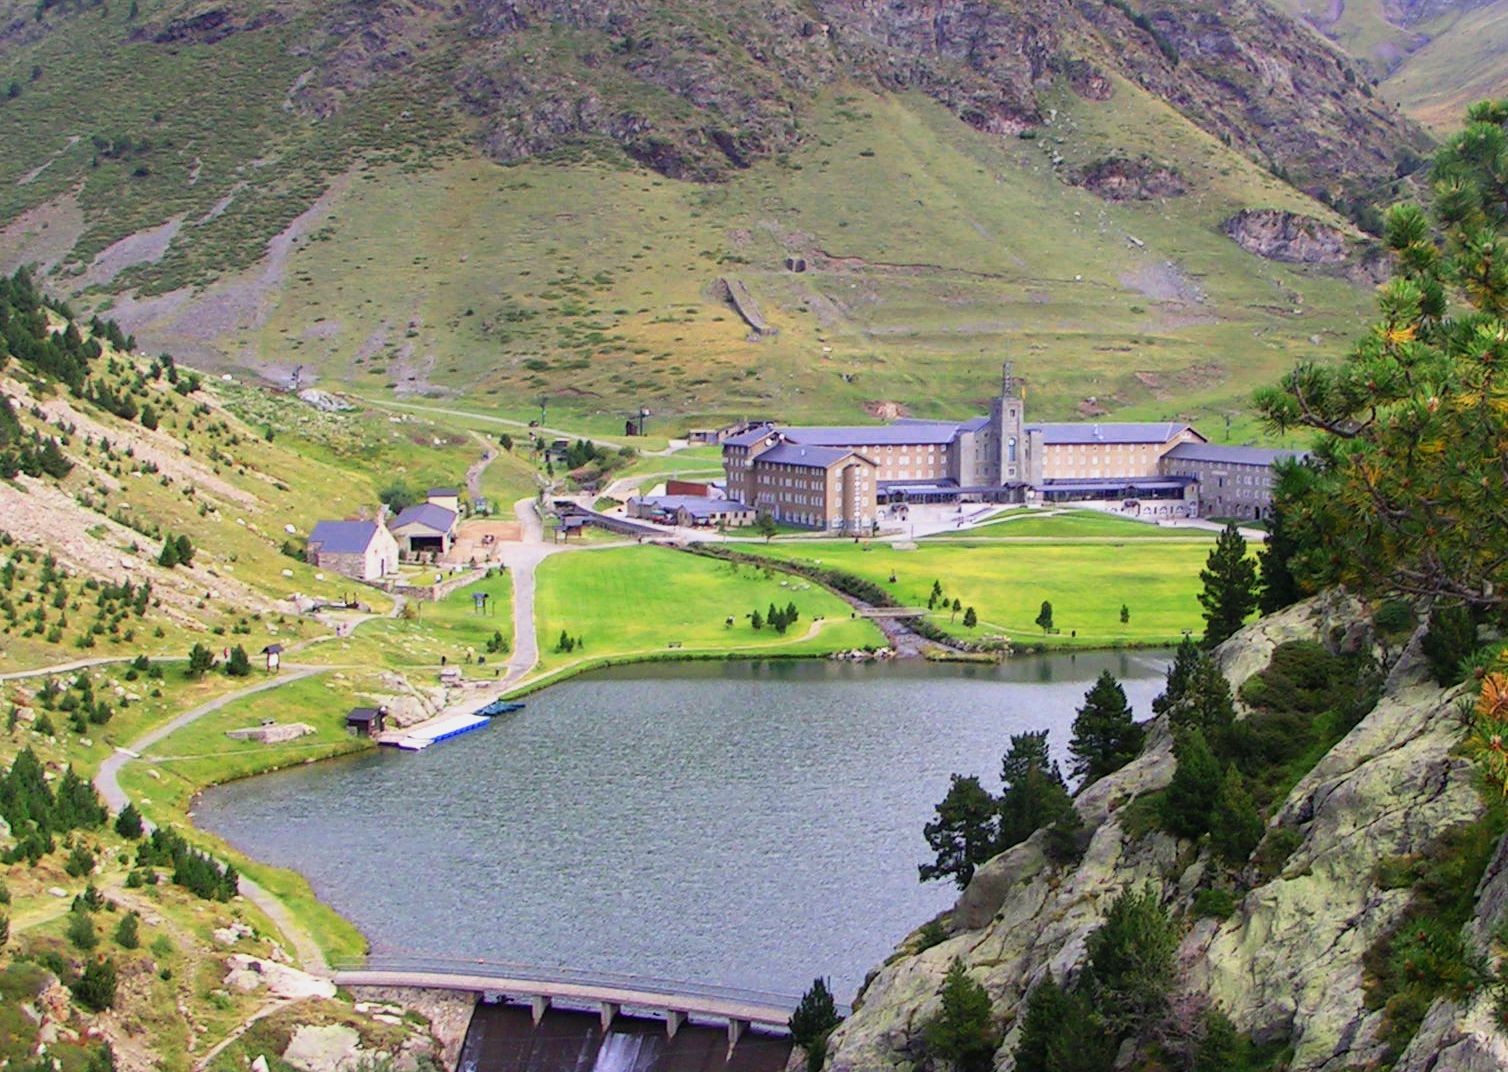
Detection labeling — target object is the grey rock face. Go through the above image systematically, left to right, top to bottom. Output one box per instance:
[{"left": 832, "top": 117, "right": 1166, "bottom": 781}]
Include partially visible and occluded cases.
[{"left": 823, "top": 593, "right": 1503, "bottom": 1072}]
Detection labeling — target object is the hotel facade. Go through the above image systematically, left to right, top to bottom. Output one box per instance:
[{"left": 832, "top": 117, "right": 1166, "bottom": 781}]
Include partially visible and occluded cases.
[{"left": 723, "top": 366, "right": 1298, "bottom": 530}]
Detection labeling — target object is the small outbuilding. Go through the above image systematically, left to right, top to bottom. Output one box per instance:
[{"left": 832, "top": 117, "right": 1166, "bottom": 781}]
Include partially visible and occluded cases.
[
  {"left": 427, "top": 488, "right": 462, "bottom": 514},
  {"left": 391, "top": 502, "right": 460, "bottom": 556},
  {"left": 261, "top": 643, "right": 284, "bottom": 672},
  {"left": 345, "top": 706, "right": 386, "bottom": 736}
]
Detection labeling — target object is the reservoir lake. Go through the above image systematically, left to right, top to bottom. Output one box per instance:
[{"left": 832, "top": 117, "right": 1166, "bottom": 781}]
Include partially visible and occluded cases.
[{"left": 195, "top": 651, "right": 1171, "bottom": 1001}]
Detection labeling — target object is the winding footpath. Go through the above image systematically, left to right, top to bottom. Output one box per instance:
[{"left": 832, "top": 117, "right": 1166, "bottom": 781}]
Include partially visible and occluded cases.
[{"left": 93, "top": 665, "right": 332, "bottom": 973}]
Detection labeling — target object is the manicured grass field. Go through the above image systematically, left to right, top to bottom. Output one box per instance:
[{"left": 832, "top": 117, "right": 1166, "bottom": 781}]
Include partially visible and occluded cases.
[
  {"left": 934, "top": 508, "right": 1217, "bottom": 540},
  {"left": 741, "top": 540, "right": 1213, "bottom": 647},
  {"left": 532, "top": 545, "right": 885, "bottom": 672},
  {"left": 309, "top": 572, "right": 515, "bottom": 672}
]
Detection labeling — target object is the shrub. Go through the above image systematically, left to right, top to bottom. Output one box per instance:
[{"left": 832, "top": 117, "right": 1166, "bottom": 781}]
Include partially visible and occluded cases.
[
  {"left": 1191, "top": 887, "right": 1238, "bottom": 919},
  {"left": 72, "top": 956, "right": 117, "bottom": 1011}
]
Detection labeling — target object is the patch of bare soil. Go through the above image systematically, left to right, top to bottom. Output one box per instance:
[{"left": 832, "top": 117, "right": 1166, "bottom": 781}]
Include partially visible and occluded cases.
[
  {"left": 111, "top": 173, "right": 352, "bottom": 369},
  {"left": 0, "top": 191, "right": 85, "bottom": 275},
  {"left": 79, "top": 216, "right": 185, "bottom": 288},
  {"left": 1118, "top": 260, "right": 1206, "bottom": 304},
  {"left": 1170, "top": 361, "right": 1226, "bottom": 392},
  {"left": 864, "top": 400, "right": 910, "bottom": 419}
]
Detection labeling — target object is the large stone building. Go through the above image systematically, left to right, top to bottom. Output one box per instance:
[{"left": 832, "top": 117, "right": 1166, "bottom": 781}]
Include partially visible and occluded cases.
[{"left": 723, "top": 364, "right": 1296, "bottom": 529}]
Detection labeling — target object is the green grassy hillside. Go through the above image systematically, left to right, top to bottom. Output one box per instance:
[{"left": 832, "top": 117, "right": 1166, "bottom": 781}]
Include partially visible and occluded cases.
[
  {"left": 0, "top": 0, "right": 1428, "bottom": 437},
  {"left": 111, "top": 85, "right": 1380, "bottom": 436}
]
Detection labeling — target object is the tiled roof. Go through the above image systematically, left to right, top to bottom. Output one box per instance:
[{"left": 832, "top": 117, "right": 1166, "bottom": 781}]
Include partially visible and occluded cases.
[
  {"left": 1028, "top": 422, "right": 1193, "bottom": 445},
  {"left": 782, "top": 423, "right": 962, "bottom": 446},
  {"left": 723, "top": 425, "right": 776, "bottom": 447},
  {"left": 755, "top": 443, "right": 858, "bottom": 468},
  {"left": 1162, "top": 443, "right": 1307, "bottom": 466},
  {"left": 636, "top": 496, "right": 753, "bottom": 518},
  {"left": 391, "top": 503, "right": 458, "bottom": 533},
  {"left": 308, "top": 520, "right": 380, "bottom": 555}
]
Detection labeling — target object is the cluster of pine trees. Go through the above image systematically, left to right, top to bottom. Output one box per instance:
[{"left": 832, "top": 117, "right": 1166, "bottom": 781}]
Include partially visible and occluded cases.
[
  {"left": 0, "top": 394, "right": 71, "bottom": 479},
  {"left": 751, "top": 601, "right": 799, "bottom": 632},
  {"left": 0, "top": 748, "right": 107, "bottom": 864},
  {"left": 134, "top": 827, "right": 240, "bottom": 901}
]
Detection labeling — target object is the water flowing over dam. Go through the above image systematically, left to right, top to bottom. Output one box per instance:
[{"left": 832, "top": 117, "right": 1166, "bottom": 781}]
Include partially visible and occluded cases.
[{"left": 459, "top": 1005, "right": 792, "bottom": 1072}]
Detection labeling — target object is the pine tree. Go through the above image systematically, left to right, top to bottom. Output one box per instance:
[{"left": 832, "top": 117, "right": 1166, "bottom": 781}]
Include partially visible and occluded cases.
[
  {"left": 1256, "top": 463, "right": 1308, "bottom": 614},
  {"left": 1199, "top": 523, "right": 1258, "bottom": 648},
  {"left": 174, "top": 534, "right": 193, "bottom": 566},
  {"left": 157, "top": 536, "right": 179, "bottom": 568},
  {"left": 1035, "top": 601, "right": 1054, "bottom": 633},
  {"left": 962, "top": 606, "right": 977, "bottom": 629},
  {"left": 751, "top": 609, "right": 764, "bottom": 630},
  {"left": 1152, "top": 635, "right": 1201, "bottom": 717},
  {"left": 187, "top": 642, "right": 214, "bottom": 678},
  {"left": 224, "top": 645, "right": 251, "bottom": 677},
  {"left": 1165, "top": 655, "right": 1237, "bottom": 745},
  {"left": 1068, "top": 670, "right": 1144, "bottom": 783},
  {"left": 1162, "top": 727, "right": 1222, "bottom": 839},
  {"left": 998, "top": 731, "right": 1073, "bottom": 851},
  {"left": 1209, "top": 766, "right": 1264, "bottom": 867},
  {"left": 920, "top": 774, "right": 1000, "bottom": 889},
  {"left": 1083, "top": 883, "right": 1177, "bottom": 1037},
  {"left": 67, "top": 907, "right": 98, "bottom": 950},
  {"left": 114, "top": 911, "right": 139, "bottom": 950},
  {"left": 72, "top": 956, "right": 117, "bottom": 1012},
  {"left": 923, "top": 960, "right": 998, "bottom": 1072},
  {"left": 1012, "top": 974, "right": 1072, "bottom": 1072},
  {"left": 790, "top": 977, "right": 844, "bottom": 1072}
]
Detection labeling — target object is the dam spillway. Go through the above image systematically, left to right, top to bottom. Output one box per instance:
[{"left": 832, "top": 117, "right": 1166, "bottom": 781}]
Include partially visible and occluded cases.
[{"left": 459, "top": 1004, "right": 792, "bottom": 1072}]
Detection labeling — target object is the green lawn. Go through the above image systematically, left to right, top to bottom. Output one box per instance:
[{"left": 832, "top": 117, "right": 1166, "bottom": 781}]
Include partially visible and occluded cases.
[
  {"left": 933, "top": 508, "right": 1217, "bottom": 540},
  {"left": 741, "top": 540, "right": 1213, "bottom": 648},
  {"left": 532, "top": 545, "right": 884, "bottom": 672}
]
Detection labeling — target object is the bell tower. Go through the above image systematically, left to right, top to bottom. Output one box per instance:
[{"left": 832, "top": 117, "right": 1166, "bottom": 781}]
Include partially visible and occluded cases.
[{"left": 993, "top": 361, "right": 1026, "bottom": 483}]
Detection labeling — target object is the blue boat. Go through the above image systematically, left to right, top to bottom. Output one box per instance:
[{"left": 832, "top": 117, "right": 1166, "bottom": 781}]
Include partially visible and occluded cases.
[{"left": 475, "top": 699, "right": 526, "bottom": 717}]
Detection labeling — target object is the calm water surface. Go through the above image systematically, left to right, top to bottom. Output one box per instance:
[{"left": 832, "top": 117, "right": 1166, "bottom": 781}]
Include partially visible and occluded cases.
[{"left": 196, "top": 652, "right": 1169, "bottom": 1000}]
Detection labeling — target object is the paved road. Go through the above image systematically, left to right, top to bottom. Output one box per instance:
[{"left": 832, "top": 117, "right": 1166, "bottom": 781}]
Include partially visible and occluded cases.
[{"left": 93, "top": 665, "right": 332, "bottom": 973}]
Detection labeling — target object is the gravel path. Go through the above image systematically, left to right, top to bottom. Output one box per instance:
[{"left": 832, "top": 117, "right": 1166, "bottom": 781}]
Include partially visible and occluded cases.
[{"left": 93, "top": 665, "right": 333, "bottom": 974}]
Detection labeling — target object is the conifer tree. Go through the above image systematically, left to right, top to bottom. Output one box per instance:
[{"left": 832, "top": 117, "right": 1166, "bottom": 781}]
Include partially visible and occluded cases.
[
  {"left": 1199, "top": 523, "right": 1258, "bottom": 648},
  {"left": 1068, "top": 670, "right": 1144, "bottom": 783},
  {"left": 1162, "top": 728, "right": 1222, "bottom": 839},
  {"left": 998, "top": 732, "right": 1073, "bottom": 850},
  {"left": 1209, "top": 766, "right": 1264, "bottom": 866},
  {"left": 920, "top": 775, "right": 999, "bottom": 889},
  {"left": 923, "top": 960, "right": 997, "bottom": 1072},
  {"left": 790, "top": 977, "right": 844, "bottom": 1072}
]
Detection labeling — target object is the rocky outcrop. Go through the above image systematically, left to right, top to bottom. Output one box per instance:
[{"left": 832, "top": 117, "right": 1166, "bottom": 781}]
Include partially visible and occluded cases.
[
  {"left": 1071, "top": 156, "right": 1187, "bottom": 201},
  {"left": 1223, "top": 209, "right": 1349, "bottom": 264},
  {"left": 823, "top": 591, "right": 1502, "bottom": 1072}
]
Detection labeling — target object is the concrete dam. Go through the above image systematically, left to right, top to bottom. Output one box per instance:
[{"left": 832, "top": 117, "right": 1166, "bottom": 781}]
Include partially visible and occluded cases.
[{"left": 459, "top": 1004, "right": 793, "bottom": 1072}]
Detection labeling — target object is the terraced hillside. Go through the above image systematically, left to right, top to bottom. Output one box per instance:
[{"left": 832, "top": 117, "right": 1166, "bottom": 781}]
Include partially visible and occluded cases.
[{"left": 0, "top": 0, "right": 1435, "bottom": 431}]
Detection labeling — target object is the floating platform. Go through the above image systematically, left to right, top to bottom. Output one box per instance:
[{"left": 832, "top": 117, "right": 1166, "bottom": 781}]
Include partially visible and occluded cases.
[{"left": 387, "top": 712, "right": 493, "bottom": 751}]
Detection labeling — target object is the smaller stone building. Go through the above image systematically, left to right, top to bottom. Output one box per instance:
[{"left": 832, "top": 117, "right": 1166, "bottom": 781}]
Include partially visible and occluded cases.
[
  {"left": 629, "top": 495, "right": 756, "bottom": 528},
  {"left": 391, "top": 502, "right": 459, "bottom": 556},
  {"left": 306, "top": 518, "right": 399, "bottom": 581}
]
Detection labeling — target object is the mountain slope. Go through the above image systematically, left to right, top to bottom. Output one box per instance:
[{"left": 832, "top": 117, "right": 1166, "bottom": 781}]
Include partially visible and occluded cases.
[{"left": 0, "top": 0, "right": 1429, "bottom": 431}]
